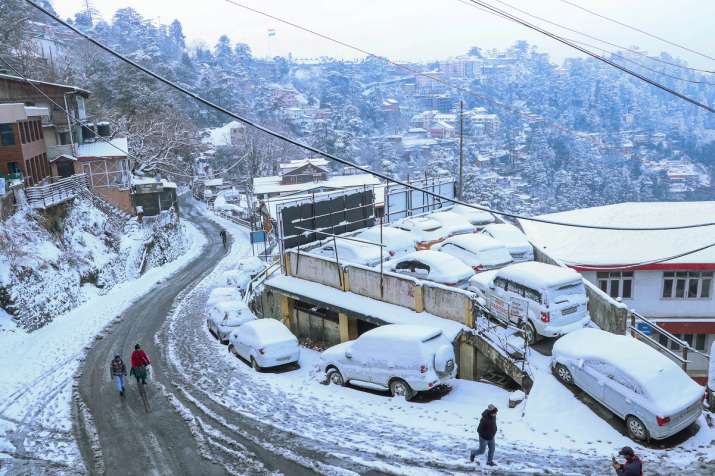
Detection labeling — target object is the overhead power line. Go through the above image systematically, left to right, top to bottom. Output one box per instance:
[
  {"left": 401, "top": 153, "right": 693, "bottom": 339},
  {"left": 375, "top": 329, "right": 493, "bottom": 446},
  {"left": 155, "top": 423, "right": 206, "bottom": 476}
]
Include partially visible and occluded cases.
[
  {"left": 22, "top": 0, "right": 715, "bottom": 232},
  {"left": 462, "top": 0, "right": 715, "bottom": 74},
  {"left": 463, "top": 0, "right": 715, "bottom": 112},
  {"left": 557, "top": 0, "right": 715, "bottom": 62}
]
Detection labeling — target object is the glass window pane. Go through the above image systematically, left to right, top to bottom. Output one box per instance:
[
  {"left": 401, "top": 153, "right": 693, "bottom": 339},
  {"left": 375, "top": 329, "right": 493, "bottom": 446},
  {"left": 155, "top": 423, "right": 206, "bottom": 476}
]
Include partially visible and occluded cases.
[
  {"left": 688, "top": 271, "right": 700, "bottom": 278},
  {"left": 597, "top": 272, "right": 609, "bottom": 279},
  {"left": 610, "top": 272, "right": 621, "bottom": 278},
  {"left": 623, "top": 272, "right": 634, "bottom": 277},
  {"left": 664, "top": 272, "right": 674, "bottom": 277},
  {"left": 676, "top": 272, "right": 687, "bottom": 277},
  {"left": 703, "top": 272, "right": 714, "bottom": 278},
  {"left": 688, "top": 278, "right": 699, "bottom": 298},
  {"left": 622, "top": 279, "right": 632, "bottom": 299},
  {"left": 663, "top": 279, "right": 673, "bottom": 298},
  {"left": 675, "top": 279, "right": 686, "bottom": 298},
  {"left": 701, "top": 279, "right": 711, "bottom": 298},
  {"left": 599, "top": 280, "right": 608, "bottom": 293},
  {"left": 609, "top": 280, "right": 620, "bottom": 298},
  {"left": 671, "top": 334, "right": 681, "bottom": 351},
  {"left": 683, "top": 334, "right": 694, "bottom": 346},
  {"left": 696, "top": 334, "right": 706, "bottom": 351}
]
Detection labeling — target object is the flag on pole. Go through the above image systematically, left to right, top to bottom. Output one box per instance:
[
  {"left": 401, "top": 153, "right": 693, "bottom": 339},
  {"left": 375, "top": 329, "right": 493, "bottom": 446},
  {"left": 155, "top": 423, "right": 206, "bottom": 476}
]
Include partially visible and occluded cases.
[{"left": 267, "top": 28, "right": 276, "bottom": 37}]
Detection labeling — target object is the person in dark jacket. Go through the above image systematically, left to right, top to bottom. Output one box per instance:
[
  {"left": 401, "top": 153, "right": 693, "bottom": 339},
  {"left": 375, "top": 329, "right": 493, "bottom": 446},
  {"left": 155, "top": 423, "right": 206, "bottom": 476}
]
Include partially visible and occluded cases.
[
  {"left": 130, "top": 344, "right": 151, "bottom": 385},
  {"left": 109, "top": 355, "right": 127, "bottom": 396},
  {"left": 470, "top": 404, "right": 498, "bottom": 466},
  {"left": 613, "top": 446, "right": 643, "bottom": 476}
]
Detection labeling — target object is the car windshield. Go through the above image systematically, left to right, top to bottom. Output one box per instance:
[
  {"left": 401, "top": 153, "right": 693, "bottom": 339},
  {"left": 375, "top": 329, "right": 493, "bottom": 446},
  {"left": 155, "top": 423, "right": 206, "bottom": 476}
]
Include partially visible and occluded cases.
[{"left": 548, "top": 281, "right": 585, "bottom": 301}]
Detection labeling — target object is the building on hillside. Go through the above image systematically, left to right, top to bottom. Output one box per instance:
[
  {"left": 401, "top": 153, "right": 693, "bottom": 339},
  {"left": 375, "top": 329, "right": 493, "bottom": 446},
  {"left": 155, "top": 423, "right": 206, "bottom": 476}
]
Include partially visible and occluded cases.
[
  {"left": 0, "top": 103, "right": 50, "bottom": 186},
  {"left": 278, "top": 158, "right": 330, "bottom": 185},
  {"left": 131, "top": 176, "right": 178, "bottom": 217},
  {"left": 519, "top": 202, "right": 715, "bottom": 378}
]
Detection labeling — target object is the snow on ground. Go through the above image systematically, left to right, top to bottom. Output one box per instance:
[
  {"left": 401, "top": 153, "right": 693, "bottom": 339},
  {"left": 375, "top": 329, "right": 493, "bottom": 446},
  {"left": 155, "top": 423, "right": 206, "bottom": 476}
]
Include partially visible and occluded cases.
[
  {"left": 163, "top": 210, "right": 715, "bottom": 475},
  {"left": 0, "top": 221, "right": 205, "bottom": 473}
]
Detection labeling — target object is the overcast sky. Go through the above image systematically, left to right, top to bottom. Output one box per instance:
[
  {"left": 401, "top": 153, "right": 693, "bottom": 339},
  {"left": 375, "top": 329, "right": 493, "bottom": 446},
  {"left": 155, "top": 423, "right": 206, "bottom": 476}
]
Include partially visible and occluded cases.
[{"left": 51, "top": 0, "right": 714, "bottom": 68}]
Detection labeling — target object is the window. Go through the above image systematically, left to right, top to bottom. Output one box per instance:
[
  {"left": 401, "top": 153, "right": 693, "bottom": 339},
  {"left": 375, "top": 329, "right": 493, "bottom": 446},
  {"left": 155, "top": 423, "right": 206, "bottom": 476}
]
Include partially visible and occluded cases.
[
  {"left": 19, "top": 122, "right": 27, "bottom": 144},
  {"left": 0, "top": 124, "right": 15, "bottom": 146},
  {"left": 597, "top": 271, "right": 633, "bottom": 299},
  {"left": 662, "top": 271, "right": 713, "bottom": 299},
  {"left": 494, "top": 277, "right": 508, "bottom": 290},
  {"left": 523, "top": 287, "right": 542, "bottom": 304}
]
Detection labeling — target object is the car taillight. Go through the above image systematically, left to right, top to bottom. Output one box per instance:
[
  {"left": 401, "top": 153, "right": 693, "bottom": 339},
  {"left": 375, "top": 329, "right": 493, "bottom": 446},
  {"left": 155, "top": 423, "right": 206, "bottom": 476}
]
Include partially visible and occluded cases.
[
  {"left": 389, "top": 250, "right": 395, "bottom": 256},
  {"left": 472, "top": 265, "right": 483, "bottom": 272},
  {"left": 540, "top": 311, "right": 550, "bottom": 323},
  {"left": 258, "top": 348, "right": 266, "bottom": 355},
  {"left": 420, "top": 364, "right": 428, "bottom": 373},
  {"left": 656, "top": 416, "right": 671, "bottom": 426}
]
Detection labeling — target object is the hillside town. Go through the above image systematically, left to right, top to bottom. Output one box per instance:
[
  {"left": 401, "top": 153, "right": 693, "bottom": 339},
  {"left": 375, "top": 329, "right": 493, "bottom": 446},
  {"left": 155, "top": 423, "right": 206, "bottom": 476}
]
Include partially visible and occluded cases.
[{"left": 1, "top": 1, "right": 715, "bottom": 475}]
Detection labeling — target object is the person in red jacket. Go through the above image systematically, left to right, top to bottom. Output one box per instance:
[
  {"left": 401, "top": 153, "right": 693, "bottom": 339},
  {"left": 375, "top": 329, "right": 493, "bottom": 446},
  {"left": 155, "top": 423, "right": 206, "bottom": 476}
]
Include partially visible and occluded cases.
[{"left": 130, "top": 344, "right": 151, "bottom": 385}]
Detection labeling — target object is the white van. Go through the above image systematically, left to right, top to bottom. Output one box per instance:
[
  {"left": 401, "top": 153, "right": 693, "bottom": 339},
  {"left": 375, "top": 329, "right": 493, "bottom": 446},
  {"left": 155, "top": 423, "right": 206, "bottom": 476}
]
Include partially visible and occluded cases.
[
  {"left": 468, "top": 262, "right": 590, "bottom": 344},
  {"left": 320, "top": 324, "right": 457, "bottom": 400}
]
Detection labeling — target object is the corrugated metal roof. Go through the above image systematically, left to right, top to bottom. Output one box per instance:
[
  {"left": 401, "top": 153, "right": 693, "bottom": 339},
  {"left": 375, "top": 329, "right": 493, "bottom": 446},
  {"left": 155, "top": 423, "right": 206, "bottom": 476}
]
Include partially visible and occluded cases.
[{"left": 76, "top": 138, "right": 128, "bottom": 158}]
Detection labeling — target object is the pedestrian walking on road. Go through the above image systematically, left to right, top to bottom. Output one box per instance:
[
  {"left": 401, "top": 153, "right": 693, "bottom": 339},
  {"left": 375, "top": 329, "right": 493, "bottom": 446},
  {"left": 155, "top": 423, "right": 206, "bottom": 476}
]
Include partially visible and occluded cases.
[
  {"left": 219, "top": 229, "right": 228, "bottom": 250},
  {"left": 130, "top": 344, "right": 151, "bottom": 385},
  {"left": 109, "top": 355, "right": 127, "bottom": 397},
  {"left": 470, "top": 404, "right": 498, "bottom": 466},
  {"left": 612, "top": 446, "right": 643, "bottom": 476}
]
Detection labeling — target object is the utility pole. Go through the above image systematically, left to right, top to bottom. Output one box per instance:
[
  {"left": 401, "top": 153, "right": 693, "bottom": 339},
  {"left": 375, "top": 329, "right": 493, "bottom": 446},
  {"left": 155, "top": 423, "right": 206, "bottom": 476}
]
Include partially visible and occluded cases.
[{"left": 458, "top": 100, "right": 464, "bottom": 200}]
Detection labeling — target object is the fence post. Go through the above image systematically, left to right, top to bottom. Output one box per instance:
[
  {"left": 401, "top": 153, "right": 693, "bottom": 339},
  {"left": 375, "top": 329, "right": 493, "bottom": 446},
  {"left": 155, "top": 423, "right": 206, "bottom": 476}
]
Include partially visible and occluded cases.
[
  {"left": 629, "top": 313, "right": 636, "bottom": 338},
  {"left": 681, "top": 347, "right": 688, "bottom": 373}
]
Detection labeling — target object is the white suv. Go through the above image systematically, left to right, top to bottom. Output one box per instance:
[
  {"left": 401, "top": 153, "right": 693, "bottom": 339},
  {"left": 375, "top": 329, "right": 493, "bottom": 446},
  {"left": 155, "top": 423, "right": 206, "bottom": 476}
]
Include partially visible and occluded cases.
[{"left": 320, "top": 325, "right": 457, "bottom": 400}]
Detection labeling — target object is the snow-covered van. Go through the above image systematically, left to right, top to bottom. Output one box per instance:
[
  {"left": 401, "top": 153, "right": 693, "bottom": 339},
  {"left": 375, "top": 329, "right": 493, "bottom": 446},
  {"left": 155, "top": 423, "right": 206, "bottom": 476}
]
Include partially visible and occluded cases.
[
  {"left": 468, "top": 261, "right": 590, "bottom": 343},
  {"left": 320, "top": 324, "right": 457, "bottom": 400},
  {"left": 552, "top": 328, "right": 703, "bottom": 441}
]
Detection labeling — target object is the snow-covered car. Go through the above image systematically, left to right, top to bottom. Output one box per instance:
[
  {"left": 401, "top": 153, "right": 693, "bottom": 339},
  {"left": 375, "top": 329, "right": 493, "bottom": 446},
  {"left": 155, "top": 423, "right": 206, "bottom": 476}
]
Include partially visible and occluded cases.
[
  {"left": 449, "top": 203, "right": 496, "bottom": 227},
  {"left": 426, "top": 211, "right": 476, "bottom": 236},
  {"left": 393, "top": 216, "right": 448, "bottom": 249},
  {"left": 481, "top": 223, "right": 534, "bottom": 262},
  {"left": 353, "top": 226, "right": 417, "bottom": 259},
  {"left": 433, "top": 234, "right": 513, "bottom": 272},
  {"left": 312, "top": 237, "right": 382, "bottom": 266},
  {"left": 382, "top": 250, "right": 474, "bottom": 288},
  {"left": 223, "top": 257, "right": 268, "bottom": 293},
  {"left": 468, "top": 262, "right": 590, "bottom": 344},
  {"left": 207, "top": 286, "right": 242, "bottom": 306},
  {"left": 206, "top": 299, "right": 256, "bottom": 344},
  {"left": 228, "top": 319, "right": 300, "bottom": 371},
  {"left": 320, "top": 324, "right": 457, "bottom": 400},
  {"left": 551, "top": 328, "right": 703, "bottom": 442}
]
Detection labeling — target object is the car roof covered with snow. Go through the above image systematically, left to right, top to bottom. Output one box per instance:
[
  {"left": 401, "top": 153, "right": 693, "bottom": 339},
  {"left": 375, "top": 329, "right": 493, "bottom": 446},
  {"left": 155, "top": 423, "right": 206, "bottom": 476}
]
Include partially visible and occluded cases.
[
  {"left": 449, "top": 204, "right": 495, "bottom": 225},
  {"left": 427, "top": 211, "right": 475, "bottom": 234},
  {"left": 395, "top": 216, "right": 443, "bottom": 232},
  {"left": 482, "top": 223, "right": 530, "bottom": 246},
  {"left": 354, "top": 226, "right": 417, "bottom": 249},
  {"left": 437, "top": 234, "right": 505, "bottom": 252},
  {"left": 316, "top": 237, "right": 382, "bottom": 263},
  {"left": 385, "top": 250, "right": 473, "bottom": 278},
  {"left": 496, "top": 262, "right": 582, "bottom": 289},
  {"left": 213, "top": 300, "right": 248, "bottom": 312},
  {"left": 243, "top": 318, "right": 296, "bottom": 343},
  {"left": 360, "top": 324, "right": 443, "bottom": 343},
  {"left": 553, "top": 328, "right": 703, "bottom": 411}
]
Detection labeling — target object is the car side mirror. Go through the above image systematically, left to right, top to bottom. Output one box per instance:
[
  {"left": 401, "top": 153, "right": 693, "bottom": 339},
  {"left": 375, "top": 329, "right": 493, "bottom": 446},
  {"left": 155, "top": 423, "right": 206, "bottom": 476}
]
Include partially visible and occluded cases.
[
  {"left": 489, "top": 283, "right": 496, "bottom": 290},
  {"left": 345, "top": 351, "right": 352, "bottom": 359}
]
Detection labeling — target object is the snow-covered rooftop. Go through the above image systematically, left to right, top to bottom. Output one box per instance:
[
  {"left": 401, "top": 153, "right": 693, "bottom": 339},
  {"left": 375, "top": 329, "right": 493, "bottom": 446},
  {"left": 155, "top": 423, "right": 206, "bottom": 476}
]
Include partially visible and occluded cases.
[
  {"left": 203, "top": 120, "right": 244, "bottom": 147},
  {"left": 76, "top": 138, "right": 128, "bottom": 158},
  {"left": 253, "top": 173, "right": 381, "bottom": 196},
  {"left": 518, "top": 202, "right": 715, "bottom": 267}
]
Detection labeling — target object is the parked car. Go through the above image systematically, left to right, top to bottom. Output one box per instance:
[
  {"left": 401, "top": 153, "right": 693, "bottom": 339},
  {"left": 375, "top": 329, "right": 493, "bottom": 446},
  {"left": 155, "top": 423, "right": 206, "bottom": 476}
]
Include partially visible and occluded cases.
[
  {"left": 449, "top": 203, "right": 496, "bottom": 227},
  {"left": 427, "top": 211, "right": 476, "bottom": 236},
  {"left": 393, "top": 216, "right": 448, "bottom": 249},
  {"left": 481, "top": 223, "right": 534, "bottom": 262},
  {"left": 353, "top": 226, "right": 417, "bottom": 259},
  {"left": 433, "top": 234, "right": 513, "bottom": 272},
  {"left": 312, "top": 237, "right": 382, "bottom": 266},
  {"left": 382, "top": 250, "right": 474, "bottom": 288},
  {"left": 223, "top": 257, "right": 268, "bottom": 293},
  {"left": 468, "top": 261, "right": 590, "bottom": 344},
  {"left": 207, "top": 287, "right": 242, "bottom": 306},
  {"left": 206, "top": 299, "right": 256, "bottom": 344},
  {"left": 228, "top": 319, "right": 300, "bottom": 371},
  {"left": 320, "top": 324, "right": 457, "bottom": 400},
  {"left": 552, "top": 328, "right": 703, "bottom": 441}
]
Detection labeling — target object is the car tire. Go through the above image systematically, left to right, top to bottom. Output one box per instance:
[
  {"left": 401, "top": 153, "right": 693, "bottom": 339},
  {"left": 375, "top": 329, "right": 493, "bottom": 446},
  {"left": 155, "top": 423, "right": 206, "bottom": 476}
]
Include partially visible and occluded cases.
[
  {"left": 519, "top": 320, "right": 538, "bottom": 346},
  {"left": 228, "top": 343, "right": 236, "bottom": 355},
  {"left": 251, "top": 357, "right": 261, "bottom": 372},
  {"left": 554, "top": 363, "right": 573, "bottom": 385},
  {"left": 327, "top": 368, "right": 344, "bottom": 386},
  {"left": 389, "top": 379, "right": 415, "bottom": 400},
  {"left": 626, "top": 415, "right": 649, "bottom": 442}
]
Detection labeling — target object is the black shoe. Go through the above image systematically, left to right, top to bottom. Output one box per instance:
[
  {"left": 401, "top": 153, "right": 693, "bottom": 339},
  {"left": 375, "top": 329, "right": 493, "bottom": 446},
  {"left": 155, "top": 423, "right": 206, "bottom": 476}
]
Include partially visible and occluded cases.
[
  {"left": 120, "top": 390, "right": 124, "bottom": 397},
  {"left": 469, "top": 450, "right": 476, "bottom": 463},
  {"left": 487, "top": 461, "right": 497, "bottom": 466}
]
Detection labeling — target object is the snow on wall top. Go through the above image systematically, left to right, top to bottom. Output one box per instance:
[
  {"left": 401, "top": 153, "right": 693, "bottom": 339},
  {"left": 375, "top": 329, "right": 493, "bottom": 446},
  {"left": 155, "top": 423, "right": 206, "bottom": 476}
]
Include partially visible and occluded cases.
[
  {"left": 76, "top": 138, "right": 128, "bottom": 158},
  {"left": 253, "top": 173, "right": 381, "bottom": 195},
  {"left": 519, "top": 201, "right": 715, "bottom": 267}
]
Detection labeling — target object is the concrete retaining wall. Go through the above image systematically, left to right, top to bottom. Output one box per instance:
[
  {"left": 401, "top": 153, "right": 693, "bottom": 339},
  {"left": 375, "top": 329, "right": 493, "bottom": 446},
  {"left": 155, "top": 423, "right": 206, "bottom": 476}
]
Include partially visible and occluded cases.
[
  {"left": 285, "top": 250, "right": 343, "bottom": 290},
  {"left": 344, "top": 265, "right": 420, "bottom": 311},
  {"left": 422, "top": 282, "right": 473, "bottom": 326}
]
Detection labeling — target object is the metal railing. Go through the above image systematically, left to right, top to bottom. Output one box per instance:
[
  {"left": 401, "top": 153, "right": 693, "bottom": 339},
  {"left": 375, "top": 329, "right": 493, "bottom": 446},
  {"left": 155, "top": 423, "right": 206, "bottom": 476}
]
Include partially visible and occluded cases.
[
  {"left": 25, "top": 173, "right": 89, "bottom": 209},
  {"left": 628, "top": 311, "right": 710, "bottom": 373}
]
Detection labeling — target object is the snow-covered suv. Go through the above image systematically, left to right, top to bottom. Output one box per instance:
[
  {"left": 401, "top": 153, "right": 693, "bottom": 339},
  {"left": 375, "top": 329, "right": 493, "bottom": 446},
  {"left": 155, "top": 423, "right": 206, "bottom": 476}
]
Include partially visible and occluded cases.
[{"left": 320, "top": 325, "right": 457, "bottom": 400}]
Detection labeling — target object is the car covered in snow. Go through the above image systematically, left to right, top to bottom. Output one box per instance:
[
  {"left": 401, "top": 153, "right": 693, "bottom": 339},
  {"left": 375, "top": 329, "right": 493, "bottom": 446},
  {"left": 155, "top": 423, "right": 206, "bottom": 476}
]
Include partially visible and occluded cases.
[
  {"left": 449, "top": 203, "right": 496, "bottom": 227},
  {"left": 426, "top": 211, "right": 476, "bottom": 237},
  {"left": 393, "top": 216, "right": 448, "bottom": 249},
  {"left": 481, "top": 223, "right": 534, "bottom": 262},
  {"left": 352, "top": 226, "right": 417, "bottom": 260},
  {"left": 433, "top": 234, "right": 513, "bottom": 272},
  {"left": 312, "top": 237, "right": 382, "bottom": 266},
  {"left": 382, "top": 250, "right": 474, "bottom": 288},
  {"left": 223, "top": 257, "right": 268, "bottom": 292},
  {"left": 468, "top": 261, "right": 590, "bottom": 344},
  {"left": 207, "top": 286, "right": 242, "bottom": 306},
  {"left": 206, "top": 299, "right": 256, "bottom": 344},
  {"left": 228, "top": 319, "right": 300, "bottom": 371},
  {"left": 320, "top": 324, "right": 457, "bottom": 400},
  {"left": 551, "top": 328, "right": 704, "bottom": 441}
]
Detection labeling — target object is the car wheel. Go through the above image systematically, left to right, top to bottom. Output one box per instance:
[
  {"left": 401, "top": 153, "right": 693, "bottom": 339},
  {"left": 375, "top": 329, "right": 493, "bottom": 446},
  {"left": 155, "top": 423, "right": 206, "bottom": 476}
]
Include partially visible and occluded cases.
[
  {"left": 519, "top": 320, "right": 537, "bottom": 346},
  {"left": 228, "top": 343, "right": 236, "bottom": 355},
  {"left": 251, "top": 357, "right": 261, "bottom": 372},
  {"left": 554, "top": 363, "right": 573, "bottom": 385},
  {"left": 327, "top": 368, "right": 344, "bottom": 386},
  {"left": 389, "top": 379, "right": 414, "bottom": 400},
  {"left": 626, "top": 415, "right": 649, "bottom": 442}
]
